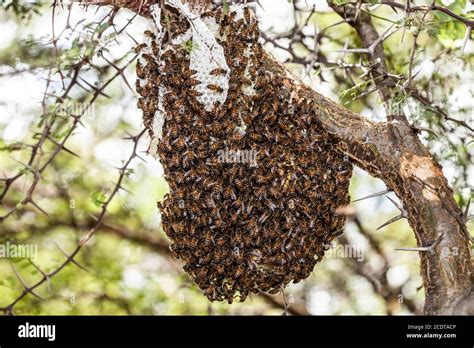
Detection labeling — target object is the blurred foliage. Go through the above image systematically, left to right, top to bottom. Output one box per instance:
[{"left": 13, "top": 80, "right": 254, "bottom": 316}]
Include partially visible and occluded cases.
[{"left": 0, "top": 0, "right": 42, "bottom": 19}]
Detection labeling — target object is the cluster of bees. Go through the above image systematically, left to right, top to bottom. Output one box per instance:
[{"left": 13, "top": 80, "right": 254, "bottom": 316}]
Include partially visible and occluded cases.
[{"left": 136, "top": 5, "right": 352, "bottom": 303}]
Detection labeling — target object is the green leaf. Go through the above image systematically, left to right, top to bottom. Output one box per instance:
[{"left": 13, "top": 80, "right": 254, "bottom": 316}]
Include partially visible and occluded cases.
[{"left": 90, "top": 190, "right": 108, "bottom": 207}]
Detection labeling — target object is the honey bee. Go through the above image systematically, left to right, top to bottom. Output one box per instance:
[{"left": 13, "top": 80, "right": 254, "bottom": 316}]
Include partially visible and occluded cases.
[
  {"left": 244, "top": 7, "right": 251, "bottom": 23},
  {"left": 201, "top": 10, "right": 215, "bottom": 19},
  {"left": 219, "top": 23, "right": 227, "bottom": 38},
  {"left": 144, "top": 30, "right": 155, "bottom": 39},
  {"left": 151, "top": 40, "right": 159, "bottom": 56},
  {"left": 134, "top": 43, "right": 147, "bottom": 53},
  {"left": 141, "top": 53, "right": 156, "bottom": 65},
  {"left": 136, "top": 61, "right": 146, "bottom": 79},
  {"left": 210, "top": 68, "right": 228, "bottom": 76},
  {"left": 168, "top": 73, "right": 185, "bottom": 88},
  {"left": 255, "top": 77, "right": 267, "bottom": 90},
  {"left": 188, "top": 78, "right": 201, "bottom": 87},
  {"left": 135, "top": 80, "right": 145, "bottom": 96},
  {"left": 207, "top": 84, "right": 224, "bottom": 93},
  {"left": 187, "top": 89, "right": 202, "bottom": 98},
  {"left": 137, "top": 97, "right": 146, "bottom": 110},
  {"left": 277, "top": 116, "right": 292, "bottom": 130},
  {"left": 210, "top": 121, "right": 222, "bottom": 134},
  {"left": 168, "top": 122, "right": 179, "bottom": 138},
  {"left": 250, "top": 132, "right": 262, "bottom": 142},
  {"left": 156, "top": 139, "right": 171, "bottom": 154},
  {"left": 209, "top": 141, "right": 221, "bottom": 152},
  {"left": 170, "top": 153, "right": 180, "bottom": 167},
  {"left": 173, "top": 171, "right": 185, "bottom": 184},
  {"left": 255, "top": 174, "right": 269, "bottom": 184},
  {"left": 234, "top": 178, "right": 245, "bottom": 191},
  {"left": 212, "top": 180, "right": 223, "bottom": 194},
  {"left": 254, "top": 186, "right": 266, "bottom": 199},
  {"left": 223, "top": 187, "right": 236, "bottom": 200},
  {"left": 269, "top": 187, "right": 281, "bottom": 199},
  {"left": 189, "top": 189, "right": 201, "bottom": 201},
  {"left": 230, "top": 211, "right": 239, "bottom": 225},
  {"left": 246, "top": 220, "right": 258, "bottom": 236},
  {"left": 172, "top": 221, "right": 186, "bottom": 234},
  {"left": 203, "top": 231, "right": 214, "bottom": 248},
  {"left": 243, "top": 234, "right": 253, "bottom": 247},
  {"left": 189, "top": 237, "right": 198, "bottom": 249},
  {"left": 216, "top": 237, "right": 227, "bottom": 247},
  {"left": 216, "top": 263, "right": 225, "bottom": 275},
  {"left": 234, "top": 266, "right": 245, "bottom": 279}
]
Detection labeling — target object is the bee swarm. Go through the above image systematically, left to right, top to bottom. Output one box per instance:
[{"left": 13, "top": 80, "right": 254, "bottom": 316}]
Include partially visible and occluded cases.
[{"left": 136, "top": 4, "right": 352, "bottom": 303}]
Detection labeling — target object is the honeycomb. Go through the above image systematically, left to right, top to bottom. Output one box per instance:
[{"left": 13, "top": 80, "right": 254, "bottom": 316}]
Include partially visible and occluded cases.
[
  {"left": 166, "top": 0, "right": 230, "bottom": 111},
  {"left": 136, "top": 3, "right": 353, "bottom": 303}
]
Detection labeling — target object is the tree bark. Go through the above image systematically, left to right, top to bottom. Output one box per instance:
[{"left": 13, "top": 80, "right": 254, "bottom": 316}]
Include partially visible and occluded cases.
[{"left": 78, "top": 0, "right": 473, "bottom": 314}]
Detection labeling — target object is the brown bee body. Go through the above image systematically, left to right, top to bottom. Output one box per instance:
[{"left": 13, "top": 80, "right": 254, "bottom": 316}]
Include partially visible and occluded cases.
[
  {"left": 244, "top": 7, "right": 251, "bottom": 23},
  {"left": 144, "top": 30, "right": 155, "bottom": 39},
  {"left": 134, "top": 43, "right": 148, "bottom": 53},
  {"left": 210, "top": 68, "right": 228, "bottom": 76},
  {"left": 188, "top": 78, "right": 201, "bottom": 87},
  {"left": 207, "top": 84, "right": 224, "bottom": 93},
  {"left": 188, "top": 89, "right": 203, "bottom": 97},
  {"left": 168, "top": 122, "right": 179, "bottom": 138}
]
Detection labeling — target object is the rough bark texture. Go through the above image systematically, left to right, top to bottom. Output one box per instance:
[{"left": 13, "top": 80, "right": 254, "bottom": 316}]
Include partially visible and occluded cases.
[{"left": 80, "top": 0, "right": 473, "bottom": 314}]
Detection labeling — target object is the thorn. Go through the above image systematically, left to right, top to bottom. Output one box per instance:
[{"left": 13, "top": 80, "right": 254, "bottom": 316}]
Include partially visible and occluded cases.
[
  {"left": 389, "top": 4, "right": 398, "bottom": 14},
  {"left": 461, "top": 26, "right": 471, "bottom": 55},
  {"left": 126, "top": 31, "right": 139, "bottom": 45},
  {"left": 79, "top": 77, "right": 111, "bottom": 98},
  {"left": 70, "top": 114, "right": 86, "bottom": 128},
  {"left": 45, "top": 135, "right": 81, "bottom": 158},
  {"left": 135, "top": 153, "right": 147, "bottom": 163},
  {"left": 11, "top": 158, "right": 36, "bottom": 174},
  {"left": 115, "top": 183, "right": 133, "bottom": 194},
  {"left": 352, "top": 188, "right": 390, "bottom": 203},
  {"left": 386, "top": 195, "right": 407, "bottom": 214},
  {"left": 376, "top": 196, "right": 408, "bottom": 230},
  {"left": 26, "top": 199, "right": 50, "bottom": 217},
  {"left": 463, "top": 199, "right": 471, "bottom": 223},
  {"left": 377, "top": 214, "right": 405, "bottom": 230},
  {"left": 395, "top": 233, "right": 445, "bottom": 254},
  {"left": 54, "top": 242, "right": 89, "bottom": 273},
  {"left": 28, "top": 259, "right": 52, "bottom": 294},
  {"left": 10, "top": 264, "right": 44, "bottom": 301}
]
